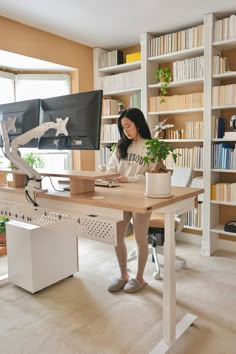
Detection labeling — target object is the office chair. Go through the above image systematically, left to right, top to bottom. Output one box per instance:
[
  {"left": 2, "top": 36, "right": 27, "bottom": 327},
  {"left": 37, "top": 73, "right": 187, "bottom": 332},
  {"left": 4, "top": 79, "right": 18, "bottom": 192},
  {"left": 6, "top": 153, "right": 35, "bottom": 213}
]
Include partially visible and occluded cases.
[{"left": 128, "top": 166, "right": 193, "bottom": 280}]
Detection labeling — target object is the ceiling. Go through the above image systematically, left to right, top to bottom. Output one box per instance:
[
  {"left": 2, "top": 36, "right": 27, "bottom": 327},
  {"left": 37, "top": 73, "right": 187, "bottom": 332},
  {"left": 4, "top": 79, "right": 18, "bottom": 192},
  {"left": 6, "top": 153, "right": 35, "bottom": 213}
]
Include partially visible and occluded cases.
[{"left": 0, "top": 0, "right": 236, "bottom": 71}]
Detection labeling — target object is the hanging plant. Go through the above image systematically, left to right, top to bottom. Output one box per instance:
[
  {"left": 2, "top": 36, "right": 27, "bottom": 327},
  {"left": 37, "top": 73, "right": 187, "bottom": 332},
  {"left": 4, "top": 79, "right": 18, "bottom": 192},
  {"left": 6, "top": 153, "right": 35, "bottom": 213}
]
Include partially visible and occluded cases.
[{"left": 155, "top": 67, "right": 171, "bottom": 103}]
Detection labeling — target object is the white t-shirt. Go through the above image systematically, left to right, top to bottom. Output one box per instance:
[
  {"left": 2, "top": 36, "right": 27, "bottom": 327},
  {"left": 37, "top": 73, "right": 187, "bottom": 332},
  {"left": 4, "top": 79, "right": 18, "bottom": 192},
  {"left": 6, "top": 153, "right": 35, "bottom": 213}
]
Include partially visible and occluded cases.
[{"left": 107, "top": 139, "right": 153, "bottom": 183}]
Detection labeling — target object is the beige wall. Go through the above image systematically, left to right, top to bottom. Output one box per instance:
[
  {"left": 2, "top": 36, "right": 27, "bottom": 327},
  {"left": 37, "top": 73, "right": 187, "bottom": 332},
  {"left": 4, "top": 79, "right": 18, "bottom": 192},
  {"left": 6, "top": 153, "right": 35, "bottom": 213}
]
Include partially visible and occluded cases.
[{"left": 0, "top": 16, "right": 95, "bottom": 170}]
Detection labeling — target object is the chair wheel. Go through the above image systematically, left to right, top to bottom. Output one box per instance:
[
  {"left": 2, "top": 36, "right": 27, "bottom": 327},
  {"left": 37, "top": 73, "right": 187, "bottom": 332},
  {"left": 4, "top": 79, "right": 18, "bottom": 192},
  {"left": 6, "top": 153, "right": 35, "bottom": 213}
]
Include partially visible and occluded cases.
[{"left": 153, "top": 271, "right": 161, "bottom": 280}]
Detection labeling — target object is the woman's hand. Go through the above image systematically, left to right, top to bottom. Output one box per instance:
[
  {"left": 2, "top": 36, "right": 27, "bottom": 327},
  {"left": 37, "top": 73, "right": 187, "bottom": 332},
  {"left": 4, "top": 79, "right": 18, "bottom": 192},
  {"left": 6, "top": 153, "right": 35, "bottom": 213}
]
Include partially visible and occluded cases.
[{"left": 116, "top": 176, "right": 128, "bottom": 183}]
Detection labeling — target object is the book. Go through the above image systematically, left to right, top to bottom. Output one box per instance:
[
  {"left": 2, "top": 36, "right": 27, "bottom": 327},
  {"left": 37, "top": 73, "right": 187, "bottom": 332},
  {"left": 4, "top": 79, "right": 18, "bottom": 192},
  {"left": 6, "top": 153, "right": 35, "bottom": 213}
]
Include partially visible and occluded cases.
[{"left": 217, "top": 117, "right": 226, "bottom": 138}]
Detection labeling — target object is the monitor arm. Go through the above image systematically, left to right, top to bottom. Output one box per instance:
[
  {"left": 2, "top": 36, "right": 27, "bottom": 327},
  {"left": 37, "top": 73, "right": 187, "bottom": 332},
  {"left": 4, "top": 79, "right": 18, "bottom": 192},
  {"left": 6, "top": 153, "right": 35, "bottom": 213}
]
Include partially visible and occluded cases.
[{"left": 0, "top": 117, "right": 69, "bottom": 195}]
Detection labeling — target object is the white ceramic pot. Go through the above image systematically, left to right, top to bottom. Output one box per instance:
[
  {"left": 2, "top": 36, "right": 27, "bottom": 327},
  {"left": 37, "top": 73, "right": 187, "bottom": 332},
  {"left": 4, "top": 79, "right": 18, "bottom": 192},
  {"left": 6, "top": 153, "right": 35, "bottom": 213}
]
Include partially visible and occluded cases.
[{"left": 145, "top": 171, "right": 171, "bottom": 198}]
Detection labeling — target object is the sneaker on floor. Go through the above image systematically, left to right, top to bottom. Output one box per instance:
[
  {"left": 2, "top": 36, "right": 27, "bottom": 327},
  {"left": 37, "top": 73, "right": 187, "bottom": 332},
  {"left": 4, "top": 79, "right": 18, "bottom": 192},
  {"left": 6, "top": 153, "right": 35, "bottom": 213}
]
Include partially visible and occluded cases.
[
  {"left": 107, "top": 277, "right": 127, "bottom": 292},
  {"left": 123, "top": 278, "right": 147, "bottom": 293}
]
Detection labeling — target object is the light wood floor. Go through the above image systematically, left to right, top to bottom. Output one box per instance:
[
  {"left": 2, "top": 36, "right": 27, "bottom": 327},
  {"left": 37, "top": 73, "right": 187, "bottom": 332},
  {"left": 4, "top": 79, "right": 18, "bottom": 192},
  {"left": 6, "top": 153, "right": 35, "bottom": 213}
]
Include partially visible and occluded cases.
[{"left": 0, "top": 237, "right": 236, "bottom": 354}]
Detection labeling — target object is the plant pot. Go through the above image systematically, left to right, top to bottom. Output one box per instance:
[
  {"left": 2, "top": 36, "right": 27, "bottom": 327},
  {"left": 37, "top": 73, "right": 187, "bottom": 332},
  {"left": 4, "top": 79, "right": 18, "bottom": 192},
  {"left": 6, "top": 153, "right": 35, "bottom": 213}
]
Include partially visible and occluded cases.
[
  {"left": 145, "top": 171, "right": 172, "bottom": 198},
  {"left": 0, "top": 232, "right": 6, "bottom": 246}
]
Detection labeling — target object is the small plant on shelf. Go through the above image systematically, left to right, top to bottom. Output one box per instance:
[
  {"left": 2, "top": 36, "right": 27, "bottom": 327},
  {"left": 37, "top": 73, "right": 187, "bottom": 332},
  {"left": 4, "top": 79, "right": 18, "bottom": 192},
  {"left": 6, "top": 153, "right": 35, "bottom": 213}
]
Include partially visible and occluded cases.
[{"left": 155, "top": 67, "right": 171, "bottom": 103}]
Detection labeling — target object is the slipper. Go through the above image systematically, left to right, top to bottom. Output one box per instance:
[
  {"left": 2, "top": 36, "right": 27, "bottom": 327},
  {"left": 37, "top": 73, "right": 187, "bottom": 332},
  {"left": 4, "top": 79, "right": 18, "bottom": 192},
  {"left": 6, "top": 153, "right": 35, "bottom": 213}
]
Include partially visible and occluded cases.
[
  {"left": 107, "top": 277, "right": 127, "bottom": 292},
  {"left": 123, "top": 278, "right": 147, "bottom": 293}
]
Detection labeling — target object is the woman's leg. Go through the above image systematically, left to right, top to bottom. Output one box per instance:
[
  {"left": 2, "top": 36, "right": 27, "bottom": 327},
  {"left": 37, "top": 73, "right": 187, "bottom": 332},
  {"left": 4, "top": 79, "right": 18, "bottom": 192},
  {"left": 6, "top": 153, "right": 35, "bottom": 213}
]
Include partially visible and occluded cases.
[
  {"left": 114, "top": 211, "right": 132, "bottom": 281},
  {"left": 132, "top": 211, "right": 152, "bottom": 284}
]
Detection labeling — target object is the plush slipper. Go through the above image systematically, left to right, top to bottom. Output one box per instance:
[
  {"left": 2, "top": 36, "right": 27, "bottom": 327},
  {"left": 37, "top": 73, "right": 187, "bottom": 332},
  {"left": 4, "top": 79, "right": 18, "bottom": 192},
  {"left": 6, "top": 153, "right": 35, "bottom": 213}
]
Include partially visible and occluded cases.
[
  {"left": 107, "top": 277, "right": 127, "bottom": 292},
  {"left": 123, "top": 278, "right": 147, "bottom": 293}
]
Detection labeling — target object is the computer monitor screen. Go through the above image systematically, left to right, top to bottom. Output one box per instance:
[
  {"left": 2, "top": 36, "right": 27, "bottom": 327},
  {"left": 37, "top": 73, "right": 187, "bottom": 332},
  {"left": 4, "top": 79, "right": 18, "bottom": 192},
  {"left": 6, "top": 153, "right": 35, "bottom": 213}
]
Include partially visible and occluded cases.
[
  {"left": 38, "top": 90, "right": 103, "bottom": 150},
  {"left": 0, "top": 98, "right": 41, "bottom": 147}
]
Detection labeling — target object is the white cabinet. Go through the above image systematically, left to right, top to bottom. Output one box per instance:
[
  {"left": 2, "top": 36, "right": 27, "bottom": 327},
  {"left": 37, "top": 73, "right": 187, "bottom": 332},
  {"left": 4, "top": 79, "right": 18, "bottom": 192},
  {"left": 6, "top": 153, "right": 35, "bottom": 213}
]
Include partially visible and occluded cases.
[{"left": 6, "top": 220, "right": 78, "bottom": 293}]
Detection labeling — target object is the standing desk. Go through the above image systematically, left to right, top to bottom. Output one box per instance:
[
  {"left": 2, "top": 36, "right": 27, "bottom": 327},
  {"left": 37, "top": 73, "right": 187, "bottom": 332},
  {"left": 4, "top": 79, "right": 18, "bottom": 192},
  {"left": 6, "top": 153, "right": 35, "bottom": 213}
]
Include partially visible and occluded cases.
[{"left": 0, "top": 175, "right": 203, "bottom": 354}]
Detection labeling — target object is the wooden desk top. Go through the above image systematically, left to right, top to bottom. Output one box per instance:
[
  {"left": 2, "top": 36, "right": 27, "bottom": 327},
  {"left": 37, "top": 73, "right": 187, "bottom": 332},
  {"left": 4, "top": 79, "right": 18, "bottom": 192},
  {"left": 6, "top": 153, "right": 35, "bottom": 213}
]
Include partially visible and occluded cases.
[
  {"left": 0, "top": 168, "right": 119, "bottom": 180},
  {"left": 0, "top": 169, "right": 203, "bottom": 214},
  {"left": 38, "top": 183, "right": 204, "bottom": 214}
]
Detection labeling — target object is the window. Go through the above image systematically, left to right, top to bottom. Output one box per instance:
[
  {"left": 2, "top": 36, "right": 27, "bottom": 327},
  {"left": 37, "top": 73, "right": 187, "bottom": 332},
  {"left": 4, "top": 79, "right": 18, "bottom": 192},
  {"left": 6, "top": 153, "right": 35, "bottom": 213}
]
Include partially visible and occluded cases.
[
  {"left": 0, "top": 71, "right": 15, "bottom": 104},
  {"left": 0, "top": 73, "right": 72, "bottom": 170},
  {"left": 15, "top": 74, "right": 71, "bottom": 100}
]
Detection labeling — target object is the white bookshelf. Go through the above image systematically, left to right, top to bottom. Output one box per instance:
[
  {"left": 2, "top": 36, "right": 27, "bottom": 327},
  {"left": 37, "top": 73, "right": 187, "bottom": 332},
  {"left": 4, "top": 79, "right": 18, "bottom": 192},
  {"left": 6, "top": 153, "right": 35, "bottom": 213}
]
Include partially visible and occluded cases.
[{"left": 93, "top": 12, "right": 236, "bottom": 255}]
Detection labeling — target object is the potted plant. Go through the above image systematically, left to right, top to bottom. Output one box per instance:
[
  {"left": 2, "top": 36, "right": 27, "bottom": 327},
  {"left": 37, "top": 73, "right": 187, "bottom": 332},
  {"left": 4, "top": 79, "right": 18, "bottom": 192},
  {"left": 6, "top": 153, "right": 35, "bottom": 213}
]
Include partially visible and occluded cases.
[
  {"left": 155, "top": 67, "right": 171, "bottom": 103},
  {"left": 144, "top": 138, "right": 178, "bottom": 197},
  {"left": 23, "top": 152, "right": 45, "bottom": 168},
  {"left": 0, "top": 216, "right": 9, "bottom": 256}
]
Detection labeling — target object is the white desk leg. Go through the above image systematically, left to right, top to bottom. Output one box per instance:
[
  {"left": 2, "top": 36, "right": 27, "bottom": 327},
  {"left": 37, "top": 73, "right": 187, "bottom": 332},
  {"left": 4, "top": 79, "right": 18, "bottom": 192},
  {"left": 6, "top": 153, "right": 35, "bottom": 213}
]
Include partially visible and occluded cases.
[
  {"left": 149, "top": 210, "right": 197, "bottom": 354},
  {"left": 163, "top": 212, "right": 176, "bottom": 344}
]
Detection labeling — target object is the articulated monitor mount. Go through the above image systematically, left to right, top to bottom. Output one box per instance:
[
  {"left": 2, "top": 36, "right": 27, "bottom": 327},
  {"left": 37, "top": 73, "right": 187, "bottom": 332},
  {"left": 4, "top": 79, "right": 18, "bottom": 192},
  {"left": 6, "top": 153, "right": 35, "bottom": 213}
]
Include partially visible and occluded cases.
[{"left": 0, "top": 116, "right": 69, "bottom": 205}]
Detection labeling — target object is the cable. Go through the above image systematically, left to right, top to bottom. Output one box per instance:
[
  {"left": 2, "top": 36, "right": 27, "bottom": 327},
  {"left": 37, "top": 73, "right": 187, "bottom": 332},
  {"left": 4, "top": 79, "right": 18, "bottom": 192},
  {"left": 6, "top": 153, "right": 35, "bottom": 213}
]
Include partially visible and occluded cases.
[
  {"left": 42, "top": 175, "right": 67, "bottom": 192},
  {"left": 25, "top": 190, "right": 38, "bottom": 207}
]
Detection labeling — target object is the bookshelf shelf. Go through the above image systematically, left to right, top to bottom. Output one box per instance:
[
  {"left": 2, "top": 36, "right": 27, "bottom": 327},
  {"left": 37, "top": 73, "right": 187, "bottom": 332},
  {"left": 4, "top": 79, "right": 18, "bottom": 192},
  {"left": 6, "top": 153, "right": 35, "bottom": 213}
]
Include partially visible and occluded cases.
[
  {"left": 213, "top": 38, "right": 236, "bottom": 50},
  {"left": 148, "top": 47, "right": 204, "bottom": 63},
  {"left": 98, "top": 61, "right": 141, "bottom": 74},
  {"left": 213, "top": 71, "right": 236, "bottom": 80},
  {"left": 148, "top": 78, "right": 204, "bottom": 89},
  {"left": 103, "top": 87, "right": 141, "bottom": 96},
  {"left": 212, "top": 104, "right": 236, "bottom": 110},
  {"left": 148, "top": 108, "right": 204, "bottom": 115},
  {"left": 102, "top": 115, "right": 119, "bottom": 120},
  {"left": 212, "top": 138, "right": 236, "bottom": 142},
  {"left": 163, "top": 139, "right": 203, "bottom": 143},
  {"left": 100, "top": 140, "right": 116, "bottom": 145},
  {"left": 211, "top": 169, "right": 236, "bottom": 173},
  {"left": 211, "top": 200, "right": 236, "bottom": 206},
  {"left": 211, "top": 224, "right": 236, "bottom": 237},
  {"left": 184, "top": 226, "right": 202, "bottom": 232}
]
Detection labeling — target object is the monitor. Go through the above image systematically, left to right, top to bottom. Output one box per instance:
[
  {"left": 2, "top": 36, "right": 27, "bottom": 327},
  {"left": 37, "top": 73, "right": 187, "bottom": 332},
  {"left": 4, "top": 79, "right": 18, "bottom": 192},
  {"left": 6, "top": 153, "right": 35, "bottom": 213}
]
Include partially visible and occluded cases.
[
  {"left": 38, "top": 90, "right": 103, "bottom": 150},
  {"left": 0, "top": 98, "right": 41, "bottom": 148}
]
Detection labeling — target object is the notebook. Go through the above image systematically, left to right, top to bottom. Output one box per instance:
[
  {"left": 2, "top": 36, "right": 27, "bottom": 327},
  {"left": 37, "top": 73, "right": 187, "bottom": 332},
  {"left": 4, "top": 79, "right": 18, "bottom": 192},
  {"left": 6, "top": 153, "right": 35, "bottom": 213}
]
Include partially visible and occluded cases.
[{"left": 95, "top": 179, "right": 120, "bottom": 188}]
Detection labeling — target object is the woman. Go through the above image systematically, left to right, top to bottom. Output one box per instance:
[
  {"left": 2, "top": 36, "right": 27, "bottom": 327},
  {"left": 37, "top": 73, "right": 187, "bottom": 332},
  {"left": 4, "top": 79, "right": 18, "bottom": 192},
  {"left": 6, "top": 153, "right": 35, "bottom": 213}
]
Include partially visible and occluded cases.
[{"left": 107, "top": 108, "right": 153, "bottom": 293}]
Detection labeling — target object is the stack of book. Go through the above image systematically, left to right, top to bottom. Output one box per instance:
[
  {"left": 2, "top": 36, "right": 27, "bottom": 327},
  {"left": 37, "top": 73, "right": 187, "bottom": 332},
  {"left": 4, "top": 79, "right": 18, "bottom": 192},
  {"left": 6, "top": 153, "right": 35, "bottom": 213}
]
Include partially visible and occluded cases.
[{"left": 98, "top": 49, "right": 124, "bottom": 69}]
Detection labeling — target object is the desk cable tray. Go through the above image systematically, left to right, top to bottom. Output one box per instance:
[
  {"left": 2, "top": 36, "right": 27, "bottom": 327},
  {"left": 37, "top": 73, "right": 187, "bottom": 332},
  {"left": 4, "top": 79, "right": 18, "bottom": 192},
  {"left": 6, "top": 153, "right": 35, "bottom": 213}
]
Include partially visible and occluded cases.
[{"left": 0, "top": 199, "right": 120, "bottom": 245}]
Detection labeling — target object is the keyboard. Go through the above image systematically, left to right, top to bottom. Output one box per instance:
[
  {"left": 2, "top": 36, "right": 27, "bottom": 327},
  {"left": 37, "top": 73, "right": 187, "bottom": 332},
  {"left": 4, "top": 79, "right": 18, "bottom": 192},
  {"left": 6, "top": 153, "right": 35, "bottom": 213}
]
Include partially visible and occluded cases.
[{"left": 95, "top": 179, "right": 120, "bottom": 188}]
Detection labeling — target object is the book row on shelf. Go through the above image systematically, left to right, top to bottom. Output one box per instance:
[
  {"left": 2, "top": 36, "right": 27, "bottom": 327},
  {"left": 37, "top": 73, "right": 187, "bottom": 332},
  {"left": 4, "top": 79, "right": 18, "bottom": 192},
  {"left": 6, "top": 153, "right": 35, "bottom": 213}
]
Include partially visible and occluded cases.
[
  {"left": 214, "top": 13, "right": 236, "bottom": 42},
  {"left": 148, "top": 24, "right": 204, "bottom": 57},
  {"left": 98, "top": 49, "right": 124, "bottom": 69},
  {"left": 172, "top": 55, "right": 204, "bottom": 81},
  {"left": 213, "top": 55, "right": 230, "bottom": 75},
  {"left": 100, "top": 69, "right": 141, "bottom": 93},
  {"left": 212, "top": 83, "right": 236, "bottom": 106},
  {"left": 149, "top": 92, "right": 203, "bottom": 112},
  {"left": 102, "top": 93, "right": 141, "bottom": 117},
  {"left": 102, "top": 98, "right": 120, "bottom": 116},
  {"left": 212, "top": 116, "right": 226, "bottom": 139},
  {"left": 164, "top": 120, "right": 203, "bottom": 140},
  {"left": 185, "top": 120, "right": 203, "bottom": 139},
  {"left": 101, "top": 124, "right": 119, "bottom": 142},
  {"left": 212, "top": 143, "right": 236, "bottom": 170},
  {"left": 100, "top": 146, "right": 113, "bottom": 165},
  {"left": 166, "top": 146, "right": 203, "bottom": 169},
  {"left": 211, "top": 182, "right": 236, "bottom": 203},
  {"left": 185, "top": 202, "right": 203, "bottom": 229}
]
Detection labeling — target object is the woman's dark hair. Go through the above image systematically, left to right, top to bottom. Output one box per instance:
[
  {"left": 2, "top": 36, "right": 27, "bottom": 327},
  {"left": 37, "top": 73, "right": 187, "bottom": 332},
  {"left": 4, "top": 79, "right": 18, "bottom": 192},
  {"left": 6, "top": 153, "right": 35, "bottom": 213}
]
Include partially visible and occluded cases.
[{"left": 116, "top": 108, "right": 151, "bottom": 160}]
